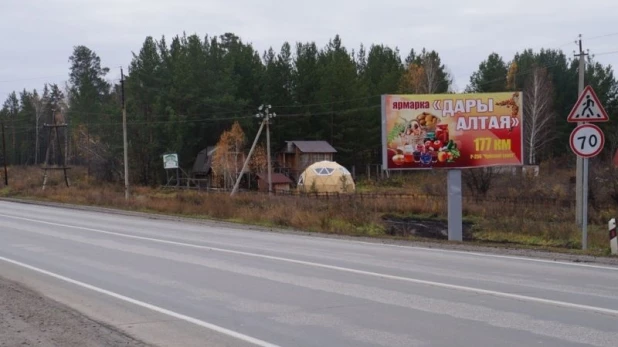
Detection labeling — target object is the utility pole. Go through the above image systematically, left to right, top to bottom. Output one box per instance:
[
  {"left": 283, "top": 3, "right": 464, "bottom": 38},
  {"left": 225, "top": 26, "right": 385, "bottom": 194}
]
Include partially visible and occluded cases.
[
  {"left": 575, "top": 34, "right": 588, "bottom": 226},
  {"left": 121, "top": 67, "right": 130, "bottom": 200},
  {"left": 33, "top": 96, "right": 43, "bottom": 165},
  {"left": 255, "top": 104, "right": 276, "bottom": 195},
  {"left": 35, "top": 111, "right": 39, "bottom": 165},
  {"left": 1, "top": 122, "right": 7, "bottom": 186}
]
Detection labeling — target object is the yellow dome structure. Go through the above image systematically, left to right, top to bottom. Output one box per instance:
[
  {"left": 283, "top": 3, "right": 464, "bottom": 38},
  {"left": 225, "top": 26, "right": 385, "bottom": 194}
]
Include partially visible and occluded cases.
[{"left": 297, "top": 161, "right": 356, "bottom": 193}]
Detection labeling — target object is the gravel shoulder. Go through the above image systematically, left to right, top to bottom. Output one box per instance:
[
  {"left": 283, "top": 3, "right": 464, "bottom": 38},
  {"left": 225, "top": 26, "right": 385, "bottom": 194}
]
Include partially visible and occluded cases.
[
  {"left": 2, "top": 196, "right": 618, "bottom": 266},
  {"left": 0, "top": 275, "right": 151, "bottom": 347}
]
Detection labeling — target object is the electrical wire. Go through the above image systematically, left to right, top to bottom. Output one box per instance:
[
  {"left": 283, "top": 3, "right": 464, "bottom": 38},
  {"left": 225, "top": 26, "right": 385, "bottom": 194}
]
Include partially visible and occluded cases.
[
  {"left": 587, "top": 32, "right": 618, "bottom": 41},
  {"left": 594, "top": 50, "right": 618, "bottom": 57},
  {"left": 0, "top": 75, "right": 67, "bottom": 84}
]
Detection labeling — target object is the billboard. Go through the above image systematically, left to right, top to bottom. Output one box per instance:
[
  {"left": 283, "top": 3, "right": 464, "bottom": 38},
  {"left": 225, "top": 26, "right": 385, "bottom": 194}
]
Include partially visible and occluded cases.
[{"left": 382, "top": 92, "right": 523, "bottom": 170}]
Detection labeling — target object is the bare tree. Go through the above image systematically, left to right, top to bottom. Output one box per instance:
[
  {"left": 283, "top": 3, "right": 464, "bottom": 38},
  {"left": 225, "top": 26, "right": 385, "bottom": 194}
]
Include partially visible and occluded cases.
[
  {"left": 422, "top": 53, "right": 440, "bottom": 94},
  {"left": 523, "top": 66, "right": 555, "bottom": 165},
  {"left": 31, "top": 91, "right": 55, "bottom": 165},
  {"left": 31, "top": 94, "right": 46, "bottom": 165},
  {"left": 74, "top": 124, "right": 122, "bottom": 182},
  {"left": 463, "top": 168, "right": 495, "bottom": 196}
]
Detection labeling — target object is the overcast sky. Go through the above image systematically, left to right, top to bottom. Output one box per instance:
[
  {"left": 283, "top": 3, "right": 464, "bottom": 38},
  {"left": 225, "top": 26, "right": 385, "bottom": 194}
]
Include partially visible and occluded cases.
[{"left": 1, "top": 0, "right": 617, "bottom": 102}]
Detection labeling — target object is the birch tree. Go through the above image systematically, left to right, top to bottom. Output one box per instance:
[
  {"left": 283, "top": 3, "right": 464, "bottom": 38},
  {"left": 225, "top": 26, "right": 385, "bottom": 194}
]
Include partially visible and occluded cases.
[
  {"left": 420, "top": 51, "right": 443, "bottom": 94},
  {"left": 523, "top": 66, "right": 555, "bottom": 165},
  {"left": 31, "top": 90, "right": 48, "bottom": 165}
]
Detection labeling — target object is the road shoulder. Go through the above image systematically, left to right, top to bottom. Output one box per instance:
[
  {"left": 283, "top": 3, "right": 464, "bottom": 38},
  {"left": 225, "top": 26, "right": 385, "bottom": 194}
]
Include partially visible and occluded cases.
[
  {"left": 0, "top": 259, "right": 257, "bottom": 347},
  {"left": 0, "top": 272, "right": 150, "bottom": 347}
]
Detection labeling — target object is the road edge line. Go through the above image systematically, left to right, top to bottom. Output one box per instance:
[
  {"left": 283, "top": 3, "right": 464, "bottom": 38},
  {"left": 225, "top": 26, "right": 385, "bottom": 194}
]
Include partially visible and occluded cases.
[{"left": 0, "top": 255, "right": 280, "bottom": 347}]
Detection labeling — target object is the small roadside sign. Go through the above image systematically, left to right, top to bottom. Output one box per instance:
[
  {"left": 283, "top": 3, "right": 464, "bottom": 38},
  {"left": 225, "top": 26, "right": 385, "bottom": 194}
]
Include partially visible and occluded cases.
[
  {"left": 567, "top": 85, "right": 609, "bottom": 122},
  {"left": 570, "top": 124, "right": 604, "bottom": 158},
  {"left": 163, "top": 153, "right": 179, "bottom": 169}
]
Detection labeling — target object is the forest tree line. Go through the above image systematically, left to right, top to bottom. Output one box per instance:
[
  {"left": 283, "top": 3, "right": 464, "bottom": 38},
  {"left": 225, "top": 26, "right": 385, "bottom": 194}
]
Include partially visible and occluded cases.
[{"left": 1, "top": 32, "right": 617, "bottom": 186}]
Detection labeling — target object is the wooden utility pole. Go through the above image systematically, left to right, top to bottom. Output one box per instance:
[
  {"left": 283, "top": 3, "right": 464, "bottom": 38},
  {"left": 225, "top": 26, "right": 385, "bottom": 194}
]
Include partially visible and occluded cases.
[
  {"left": 121, "top": 67, "right": 130, "bottom": 200},
  {"left": 255, "top": 104, "right": 276, "bottom": 195},
  {"left": 41, "top": 108, "right": 71, "bottom": 189},
  {"left": 266, "top": 114, "right": 273, "bottom": 195},
  {"left": 1, "top": 122, "right": 8, "bottom": 186}
]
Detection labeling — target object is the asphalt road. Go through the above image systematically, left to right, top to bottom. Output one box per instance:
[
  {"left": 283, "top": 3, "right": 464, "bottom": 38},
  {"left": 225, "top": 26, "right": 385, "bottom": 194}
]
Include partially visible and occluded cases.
[{"left": 0, "top": 200, "right": 617, "bottom": 347}]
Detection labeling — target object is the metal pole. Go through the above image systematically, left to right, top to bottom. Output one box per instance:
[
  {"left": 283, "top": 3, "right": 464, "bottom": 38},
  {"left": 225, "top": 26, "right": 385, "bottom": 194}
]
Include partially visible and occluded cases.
[
  {"left": 575, "top": 35, "right": 586, "bottom": 225},
  {"left": 121, "top": 67, "right": 130, "bottom": 200},
  {"left": 35, "top": 105, "right": 39, "bottom": 165},
  {"left": 266, "top": 117, "right": 272, "bottom": 195},
  {"left": 230, "top": 119, "right": 266, "bottom": 196},
  {"left": 1, "top": 122, "right": 7, "bottom": 186},
  {"left": 582, "top": 156, "right": 589, "bottom": 250},
  {"left": 447, "top": 169, "right": 463, "bottom": 241}
]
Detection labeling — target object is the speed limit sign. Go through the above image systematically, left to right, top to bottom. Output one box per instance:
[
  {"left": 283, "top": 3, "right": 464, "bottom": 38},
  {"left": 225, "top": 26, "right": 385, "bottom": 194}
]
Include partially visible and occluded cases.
[{"left": 570, "top": 124, "right": 604, "bottom": 158}]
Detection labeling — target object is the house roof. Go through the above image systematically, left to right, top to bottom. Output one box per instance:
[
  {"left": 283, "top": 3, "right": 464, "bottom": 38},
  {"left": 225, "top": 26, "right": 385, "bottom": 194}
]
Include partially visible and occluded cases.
[
  {"left": 286, "top": 141, "right": 337, "bottom": 153},
  {"left": 192, "top": 146, "right": 217, "bottom": 173},
  {"left": 256, "top": 172, "right": 293, "bottom": 184}
]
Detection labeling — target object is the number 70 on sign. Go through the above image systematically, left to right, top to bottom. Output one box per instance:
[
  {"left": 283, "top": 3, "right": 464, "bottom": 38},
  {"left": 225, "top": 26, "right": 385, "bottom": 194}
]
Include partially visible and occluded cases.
[{"left": 570, "top": 124, "right": 605, "bottom": 158}]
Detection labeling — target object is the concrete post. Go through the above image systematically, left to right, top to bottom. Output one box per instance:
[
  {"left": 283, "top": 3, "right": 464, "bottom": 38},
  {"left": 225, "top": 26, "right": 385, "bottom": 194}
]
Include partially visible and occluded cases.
[{"left": 609, "top": 218, "right": 617, "bottom": 255}]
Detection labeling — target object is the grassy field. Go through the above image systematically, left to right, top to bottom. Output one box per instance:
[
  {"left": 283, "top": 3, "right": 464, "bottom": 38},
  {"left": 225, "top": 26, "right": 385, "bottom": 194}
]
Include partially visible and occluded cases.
[{"left": 1, "top": 163, "right": 616, "bottom": 256}]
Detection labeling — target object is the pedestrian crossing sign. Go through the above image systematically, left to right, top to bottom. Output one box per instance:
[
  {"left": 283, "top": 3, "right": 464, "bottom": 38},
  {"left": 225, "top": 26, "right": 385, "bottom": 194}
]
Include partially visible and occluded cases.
[{"left": 567, "top": 85, "right": 609, "bottom": 122}]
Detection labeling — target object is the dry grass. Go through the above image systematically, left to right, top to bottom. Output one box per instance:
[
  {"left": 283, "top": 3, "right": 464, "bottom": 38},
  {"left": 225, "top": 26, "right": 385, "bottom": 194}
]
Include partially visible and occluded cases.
[{"left": 1, "top": 164, "right": 616, "bottom": 256}]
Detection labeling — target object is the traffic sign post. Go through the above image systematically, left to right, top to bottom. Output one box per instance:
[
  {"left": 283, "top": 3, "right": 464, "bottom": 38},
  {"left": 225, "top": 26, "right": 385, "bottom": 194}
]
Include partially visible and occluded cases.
[{"left": 567, "top": 85, "right": 609, "bottom": 250}]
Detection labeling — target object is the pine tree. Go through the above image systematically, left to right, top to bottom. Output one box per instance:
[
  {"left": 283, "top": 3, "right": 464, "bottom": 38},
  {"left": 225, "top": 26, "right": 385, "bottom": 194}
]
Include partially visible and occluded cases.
[{"left": 467, "top": 53, "right": 508, "bottom": 93}]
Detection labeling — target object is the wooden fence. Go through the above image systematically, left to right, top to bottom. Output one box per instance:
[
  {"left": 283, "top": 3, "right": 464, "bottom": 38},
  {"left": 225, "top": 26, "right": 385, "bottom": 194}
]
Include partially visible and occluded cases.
[{"left": 270, "top": 190, "right": 577, "bottom": 207}]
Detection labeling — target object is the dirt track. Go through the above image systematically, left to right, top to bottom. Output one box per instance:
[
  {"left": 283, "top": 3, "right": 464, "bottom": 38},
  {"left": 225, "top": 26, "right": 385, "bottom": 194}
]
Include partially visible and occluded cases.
[{"left": 0, "top": 276, "right": 151, "bottom": 347}]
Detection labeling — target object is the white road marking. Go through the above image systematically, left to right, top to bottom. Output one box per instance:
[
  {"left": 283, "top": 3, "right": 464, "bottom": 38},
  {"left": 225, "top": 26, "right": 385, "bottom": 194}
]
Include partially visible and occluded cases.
[
  {"left": 3, "top": 201, "right": 618, "bottom": 271},
  {"left": 2, "top": 213, "right": 618, "bottom": 317},
  {"left": 350, "top": 241, "right": 618, "bottom": 271},
  {"left": 0, "top": 255, "right": 280, "bottom": 347}
]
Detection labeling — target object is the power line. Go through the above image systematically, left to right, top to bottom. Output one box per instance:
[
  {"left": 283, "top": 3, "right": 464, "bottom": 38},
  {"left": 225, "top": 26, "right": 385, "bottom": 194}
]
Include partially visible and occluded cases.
[
  {"left": 587, "top": 32, "right": 618, "bottom": 41},
  {"left": 594, "top": 50, "right": 618, "bottom": 57},
  {"left": 0, "top": 75, "right": 67, "bottom": 84},
  {"left": 271, "top": 95, "right": 381, "bottom": 109},
  {"left": 2, "top": 104, "right": 384, "bottom": 131},
  {"left": 279, "top": 105, "right": 381, "bottom": 118},
  {"left": 3, "top": 114, "right": 256, "bottom": 130}
]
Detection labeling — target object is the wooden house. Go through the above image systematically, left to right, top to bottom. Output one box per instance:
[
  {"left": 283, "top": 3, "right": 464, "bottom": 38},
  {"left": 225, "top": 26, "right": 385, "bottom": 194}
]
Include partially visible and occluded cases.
[
  {"left": 275, "top": 141, "right": 337, "bottom": 180},
  {"left": 192, "top": 146, "right": 249, "bottom": 189},
  {"left": 255, "top": 172, "right": 293, "bottom": 192}
]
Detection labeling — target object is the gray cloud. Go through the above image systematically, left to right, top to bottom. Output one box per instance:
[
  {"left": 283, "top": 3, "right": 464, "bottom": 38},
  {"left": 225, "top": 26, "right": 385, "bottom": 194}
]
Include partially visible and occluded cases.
[{"left": 1, "top": 0, "right": 617, "bottom": 100}]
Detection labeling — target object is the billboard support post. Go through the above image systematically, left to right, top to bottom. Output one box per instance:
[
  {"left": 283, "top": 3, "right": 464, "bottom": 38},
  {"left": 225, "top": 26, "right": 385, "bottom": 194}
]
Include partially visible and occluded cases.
[{"left": 447, "top": 169, "right": 463, "bottom": 241}]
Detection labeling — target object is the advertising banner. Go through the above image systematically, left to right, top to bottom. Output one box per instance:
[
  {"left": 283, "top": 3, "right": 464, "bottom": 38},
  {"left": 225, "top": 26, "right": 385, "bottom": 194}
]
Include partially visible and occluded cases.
[{"left": 382, "top": 92, "right": 523, "bottom": 170}]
